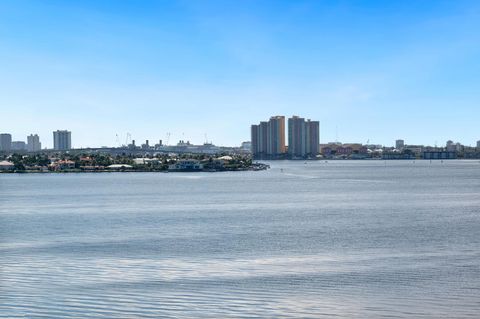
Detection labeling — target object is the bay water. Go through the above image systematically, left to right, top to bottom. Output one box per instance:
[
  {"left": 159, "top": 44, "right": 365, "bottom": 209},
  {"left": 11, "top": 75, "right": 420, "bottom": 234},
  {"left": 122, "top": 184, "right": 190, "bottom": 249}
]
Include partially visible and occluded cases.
[{"left": 1, "top": 160, "right": 479, "bottom": 318}]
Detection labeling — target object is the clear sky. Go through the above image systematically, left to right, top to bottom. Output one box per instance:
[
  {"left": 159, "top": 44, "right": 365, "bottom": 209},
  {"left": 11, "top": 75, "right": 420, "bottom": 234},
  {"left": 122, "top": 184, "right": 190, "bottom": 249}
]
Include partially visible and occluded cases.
[{"left": 1, "top": 0, "right": 479, "bottom": 148}]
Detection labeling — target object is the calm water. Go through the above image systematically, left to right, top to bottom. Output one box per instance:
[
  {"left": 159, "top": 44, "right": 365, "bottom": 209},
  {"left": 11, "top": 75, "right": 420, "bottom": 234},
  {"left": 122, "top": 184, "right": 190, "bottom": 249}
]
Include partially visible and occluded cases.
[{"left": 1, "top": 160, "right": 479, "bottom": 318}]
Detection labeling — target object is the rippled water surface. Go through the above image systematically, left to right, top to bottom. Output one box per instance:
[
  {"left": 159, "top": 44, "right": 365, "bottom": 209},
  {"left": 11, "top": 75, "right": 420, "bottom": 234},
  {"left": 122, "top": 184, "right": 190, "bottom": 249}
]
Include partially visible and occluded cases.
[{"left": 1, "top": 160, "right": 480, "bottom": 318}]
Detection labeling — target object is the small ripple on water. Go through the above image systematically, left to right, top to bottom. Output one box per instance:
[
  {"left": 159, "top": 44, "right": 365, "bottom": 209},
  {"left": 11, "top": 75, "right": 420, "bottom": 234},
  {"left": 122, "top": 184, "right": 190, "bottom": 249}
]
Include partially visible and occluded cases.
[{"left": 1, "top": 252, "right": 479, "bottom": 318}]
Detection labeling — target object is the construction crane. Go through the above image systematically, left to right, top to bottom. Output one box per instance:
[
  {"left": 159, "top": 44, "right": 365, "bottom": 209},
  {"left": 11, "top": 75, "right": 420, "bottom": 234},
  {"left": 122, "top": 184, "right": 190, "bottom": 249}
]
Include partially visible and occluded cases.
[{"left": 115, "top": 134, "right": 120, "bottom": 147}]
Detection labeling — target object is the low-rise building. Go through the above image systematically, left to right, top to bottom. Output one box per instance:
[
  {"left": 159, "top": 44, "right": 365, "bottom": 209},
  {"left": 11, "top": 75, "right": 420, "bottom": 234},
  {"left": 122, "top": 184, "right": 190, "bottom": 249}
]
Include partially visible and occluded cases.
[
  {"left": 446, "top": 140, "right": 455, "bottom": 152},
  {"left": 11, "top": 141, "right": 27, "bottom": 151},
  {"left": 320, "top": 143, "right": 368, "bottom": 157},
  {"left": 403, "top": 145, "right": 424, "bottom": 156},
  {"left": 462, "top": 146, "right": 480, "bottom": 159},
  {"left": 383, "top": 151, "right": 416, "bottom": 160},
  {"left": 423, "top": 151, "right": 457, "bottom": 160},
  {"left": 133, "top": 158, "right": 160, "bottom": 165},
  {"left": 202, "top": 158, "right": 226, "bottom": 171},
  {"left": 49, "top": 159, "right": 76, "bottom": 171},
  {"left": 168, "top": 159, "right": 203, "bottom": 171},
  {"left": 0, "top": 160, "right": 15, "bottom": 170}
]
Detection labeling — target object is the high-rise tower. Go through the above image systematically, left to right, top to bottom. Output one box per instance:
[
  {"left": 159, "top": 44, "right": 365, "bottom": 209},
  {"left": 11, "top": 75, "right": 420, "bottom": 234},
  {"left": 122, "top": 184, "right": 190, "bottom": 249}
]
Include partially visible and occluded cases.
[{"left": 53, "top": 130, "right": 71, "bottom": 150}]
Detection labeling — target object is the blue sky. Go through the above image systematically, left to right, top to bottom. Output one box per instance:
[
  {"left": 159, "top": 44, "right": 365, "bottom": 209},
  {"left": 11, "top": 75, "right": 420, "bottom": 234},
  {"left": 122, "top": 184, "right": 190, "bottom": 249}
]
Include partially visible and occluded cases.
[{"left": 1, "top": 0, "right": 479, "bottom": 148}]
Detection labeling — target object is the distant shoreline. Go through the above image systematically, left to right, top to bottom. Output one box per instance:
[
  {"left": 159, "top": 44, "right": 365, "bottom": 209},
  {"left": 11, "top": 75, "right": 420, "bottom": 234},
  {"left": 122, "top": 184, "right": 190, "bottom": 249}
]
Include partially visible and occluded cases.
[
  {"left": 3, "top": 159, "right": 480, "bottom": 174},
  {"left": 0, "top": 163, "right": 270, "bottom": 174}
]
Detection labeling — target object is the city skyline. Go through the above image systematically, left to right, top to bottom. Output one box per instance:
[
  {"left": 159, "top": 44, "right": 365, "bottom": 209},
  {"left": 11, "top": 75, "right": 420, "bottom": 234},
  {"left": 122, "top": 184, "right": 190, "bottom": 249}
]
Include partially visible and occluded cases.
[
  {"left": 1, "top": 1, "right": 480, "bottom": 147},
  {"left": 1, "top": 127, "right": 480, "bottom": 151}
]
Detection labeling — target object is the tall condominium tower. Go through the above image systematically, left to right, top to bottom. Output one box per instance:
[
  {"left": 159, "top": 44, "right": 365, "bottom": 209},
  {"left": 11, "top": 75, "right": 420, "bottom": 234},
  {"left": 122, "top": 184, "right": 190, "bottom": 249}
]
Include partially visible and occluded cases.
[
  {"left": 251, "top": 116, "right": 286, "bottom": 159},
  {"left": 268, "top": 116, "right": 286, "bottom": 156},
  {"left": 288, "top": 116, "right": 320, "bottom": 158},
  {"left": 288, "top": 116, "right": 306, "bottom": 157},
  {"left": 305, "top": 119, "right": 320, "bottom": 156},
  {"left": 251, "top": 121, "right": 268, "bottom": 158},
  {"left": 53, "top": 130, "right": 72, "bottom": 151},
  {"left": 0, "top": 133, "right": 12, "bottom": 151},
  {"left": 27, "top": 134, "right": 42, "bottom": 152}
]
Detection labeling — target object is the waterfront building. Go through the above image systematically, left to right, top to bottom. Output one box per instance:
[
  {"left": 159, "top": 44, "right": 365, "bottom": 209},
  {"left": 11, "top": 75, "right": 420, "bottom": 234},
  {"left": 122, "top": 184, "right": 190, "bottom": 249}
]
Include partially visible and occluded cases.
[
  {"left": 251, "top": 116, "right": 286, "bottom": 159},
  {"left": 268, "top": 116, "right": 286, "bottom": 156},
  {"left": 287, "top": 116, "right": 320, "bottom": 158},
  {"left": 288, "top": 116, "right": 306, "bottom": 157},
  {"left": 305, "top": 119, "right": 320, "bottom": 156},
  {"left": 251, "top": 121, "right": 268, "bottom": 158},
  {"left": 259, "top": 121, "right": 268, "bottom": 156},
  {"left": 251, "top": 125, "right": 258, "bottom": 155},
  {"left": 53, "top": 130, "right": 71, "bottom": 150},
  {"left": 0, "top": 133, "right": 12, "bottom": 151},
  {"left": 27, "top": 134, "right": 42, "bottom": 152},
  {"left": 395, "top": 139, "right": 405, "bottom": 150},
  {"left": 445, "top": 140, "right": 463, "bottom": 152},
  {"left": 446, "top": 140, "right": 455, "bottom": 152},
  {"left": 477, "top": 140, "right": 480, "bottom": 149},
  {"left": 11, "top": 141, "right": 27, "bottom": 151},
  {"left": 455, "top": 142, "right": 463, "bottom": 152},
  {"left": 321, "top": 143, "right": 367, "bottom": 158},
  {"left": 365, "top": 144, "right": 383, "bottom": 150},
  {"left": 404, "top": 145, "right": 424, "bottom": 156},
  {"left": 463, "top": 146, "right": 480, "bottom": 159},
  {"left": 423, "top": 151, "right": 457, "bottom": 160},
  {"left": 383, "top": 152, "right": 416, "bottom": 160},
  {"left": 132, "top": 158, "right": 160, "bottom": 165},
  {"left": 49, "top": 159, "right": 76, "bottom": 171},
  {"left": 168, "top": 159, "right": 203, "bottom": 171},
  {"left": 0, "top": 160, "right": 15, "bottom": 170}
]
